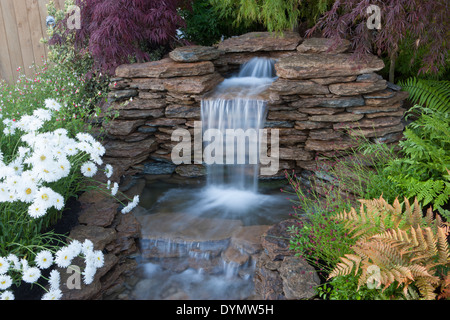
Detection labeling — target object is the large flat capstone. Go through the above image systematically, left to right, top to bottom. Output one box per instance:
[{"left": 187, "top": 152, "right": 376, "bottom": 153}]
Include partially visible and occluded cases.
[{"left": 275, "top": 53, "right": 385, "bottom": 79}]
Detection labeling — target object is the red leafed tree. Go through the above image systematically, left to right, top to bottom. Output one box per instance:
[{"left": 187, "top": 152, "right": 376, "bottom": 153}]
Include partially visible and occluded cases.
[
  {"left": 54, "top": 0, "right": 187, "bottom": 76},
  {"left": 307, "top": 0, "right": 449, "bottom": 81}
]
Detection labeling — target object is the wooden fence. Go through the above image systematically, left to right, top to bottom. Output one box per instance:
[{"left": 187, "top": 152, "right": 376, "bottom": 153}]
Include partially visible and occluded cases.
[{"left": 0, "top": 0, "right": 66, "bottom": 84}]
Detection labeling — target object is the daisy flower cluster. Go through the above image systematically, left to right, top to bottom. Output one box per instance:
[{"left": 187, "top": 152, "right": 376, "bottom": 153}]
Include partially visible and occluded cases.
[
  {"left": 0, "top": 98, "right": 140, "bottom": 300},
  {"left": 0, "top": 98, "right": 113, "bottom": 219},
  {"left": 0, "top": 238, "right": 104, "bottom": 300}
]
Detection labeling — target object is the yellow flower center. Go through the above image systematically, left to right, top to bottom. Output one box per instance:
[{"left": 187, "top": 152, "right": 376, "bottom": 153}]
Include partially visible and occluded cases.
[
  {"left": 40, "top": 155, "right": 46, "bottom": 161},
  {"left": 25, "top": 188, "right": 32, "bottom": 195},
  {"left": 41, "top": 194, "right": 49, "bottom": 201}
]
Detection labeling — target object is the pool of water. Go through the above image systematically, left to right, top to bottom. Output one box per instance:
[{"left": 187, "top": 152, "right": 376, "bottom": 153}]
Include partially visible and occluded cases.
[{"left": 106, "top": 175, "right": 296, "bottom": 300}]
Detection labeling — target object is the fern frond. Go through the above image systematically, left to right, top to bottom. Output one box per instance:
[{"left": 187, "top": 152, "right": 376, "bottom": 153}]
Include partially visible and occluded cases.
[
  {"left": 398, "top": 77, "right": 450, "bottom": 113},
  {"left": 436, "top": 227, "right": 450, "bottom": 265}
]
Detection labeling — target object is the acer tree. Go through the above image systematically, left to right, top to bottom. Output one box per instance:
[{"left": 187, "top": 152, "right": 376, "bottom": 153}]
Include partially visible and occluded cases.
[
  {"left": 51, "top": 0, "right": 188, "bottom": 76},
  {"left": 307, "top": 0, "right": 449, "bottom": 82}
]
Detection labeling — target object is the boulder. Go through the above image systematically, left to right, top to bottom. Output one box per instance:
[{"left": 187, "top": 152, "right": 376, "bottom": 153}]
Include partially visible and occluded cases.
[
  {"left": 218, "top": 31, "right": 302, "bottom": 52},
  {"left": 296, "top": 37, "right": 351, "bottom": 54},
  {"left": 169, "top": 46, "right": 224, "bottom": 62},
  {"left": 275, "top": 53, "right": 385, "bottom": 80},
  {"left": 279, "top": 256, "right": 321, "bottom": 300}
]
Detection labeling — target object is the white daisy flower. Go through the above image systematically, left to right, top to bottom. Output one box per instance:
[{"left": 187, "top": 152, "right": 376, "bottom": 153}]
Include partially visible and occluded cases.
[
  {"left": 45, "top": 98, "right": 62, "bottom": 111},
  {"left": 33, "top": 108, "right": 52, "bottom": 121},
  {"left": 76, "top": 132, "right": 95, "bottom": 144},
  {"left": 76, "top": 141, "right": 93, "bottom": 154},
  {"left": 91, "top": 141, "right": 106, "bottom": 157},
  {"left": 63, "top": 143, "right": 78, "bottom": 156},
  {"left": 90, "top": 153, "right": 103, "bottom": 166},
  {"left": 55, "top": 157, "right": 71, "bottom": 179},
  {"left": 8, "top": 159, "right": 24, "bottom": 175},
  {"left": 80, "top": 161, "right": 97, "bottom": 178},
  {"left": 104, "top": 164, "right": 113, "bottom": 179},
  {"left": 16, "top": 177, "right": 38, "bottom": 203},
  {"left": 111, "top": 182, "right": 119, "bottom": 196},
  {"left": 0, "top": 183, "right": 9, "bottom": 202},
  {"left": 34, "top": 187, "right": 59, "bottom": 208},
  {"left": 53, "top": 192, "right": 65, "bottom": 211},
  {"left": 28, "top": 201, "right": 47, "bottom": 219},
  {"left": 81, "top": 239, "right": 94, "bottom": 255},
  {"left": 67, "top": 240, "right": 82, "bottom": 258},
  {"left": 54, "top": 247, "right": 73, "bottom": 268},
  {"left": 35, "top": 250, "right": 53, "bottom": 269},
  {"left": 85, "top": 250, "right": 104, "bottom": 269},
  {"left": 91, "top": 250, "right": 104, "bottom": 268},
  {"left": 7, "top": 254, "right": 20, "bottom": 270},
  {"left": 0, "top": 257, "right": 9, "bottom": 274},
  {"left": 20, "top": 258, "right": 29, "bottom": 271},
  {"left": 82, "top": 264, "right": 96, "bottom": 285},
  {"left": 22, "top": 267, "right": 41, "bottom": 283},
  {"left": 48, "top": 270, "right": 60, "bottom": 291},
  {"left": 0, "top": 274, "right": 12, "bottom": 290},
  {"left": 41, "top": 289, "right": 62, "bottom": 300},
  {"left": 0, "top": 290, "right": 14, "bottom": 300}
]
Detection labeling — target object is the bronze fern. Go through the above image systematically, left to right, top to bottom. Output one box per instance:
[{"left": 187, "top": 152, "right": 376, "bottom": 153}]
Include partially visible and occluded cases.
[{"left": 329, "top": 196, "right": 450, "bottom": 300}]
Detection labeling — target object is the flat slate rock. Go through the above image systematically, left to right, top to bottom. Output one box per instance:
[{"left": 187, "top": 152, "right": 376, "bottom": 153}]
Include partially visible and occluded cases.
[
  {"left": 217, "top": 31, "right": 302, "bottom": 53},
  {"left": 296, "top": 37, "right": 351, "bottom": 54},
  {"left": 169, "top": 45, "right": 224, "bottom": 62},
  {"left": 275, "top": 53, "right": 385, "bottom": 80}
]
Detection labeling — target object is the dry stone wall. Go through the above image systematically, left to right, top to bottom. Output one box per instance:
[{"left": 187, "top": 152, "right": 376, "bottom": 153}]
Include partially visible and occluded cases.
[{"left": 103, "top": 32, "right": 408, "bottom": 182}]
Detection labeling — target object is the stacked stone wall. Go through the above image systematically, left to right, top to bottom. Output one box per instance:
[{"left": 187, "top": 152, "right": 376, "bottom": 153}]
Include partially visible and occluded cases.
[{"left": 103, "top": 32, "right": 408, "bottom": 183}]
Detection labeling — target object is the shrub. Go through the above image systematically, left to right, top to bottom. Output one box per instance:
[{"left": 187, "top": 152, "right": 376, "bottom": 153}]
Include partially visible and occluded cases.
[
  {"left": 51, "top": 0, "right": 186, "bottom": 76},
  {"left": 178, "top": 0, "right": 262, "bottom": 46}
]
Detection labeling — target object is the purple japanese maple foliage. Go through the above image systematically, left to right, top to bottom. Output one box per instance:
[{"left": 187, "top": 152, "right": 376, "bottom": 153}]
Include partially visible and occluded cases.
[
  {"left": 55, "top": 0, "right": 187, "bottom": 76},
  {"left": 307, "top": 0, "right": 449, "bottom": 76}
]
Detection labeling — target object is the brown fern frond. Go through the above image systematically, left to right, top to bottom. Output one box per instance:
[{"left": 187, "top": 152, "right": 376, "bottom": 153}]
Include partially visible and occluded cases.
[
  {"left": 412, "top": 198, "right": 423, "bottom": 228},
  {"left": 424, "top": 227, "right": 438, "bottom": 257},
  {"left": 436, "top": 227, "right": 450, "bottom": 265},
  {"left": 437, "top": 276, "right": 450, "bottom": 300},
  {"left": 415, "top": 278, "right": 437, "bottom": 300}
]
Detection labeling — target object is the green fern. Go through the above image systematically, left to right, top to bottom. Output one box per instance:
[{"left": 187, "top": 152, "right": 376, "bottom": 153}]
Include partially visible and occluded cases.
[
  {"left": 398, "top": 77, "right": 450, "bottom": 112},
  {"left": 385, "top": 105, "right": 450, "bottom": 219}
]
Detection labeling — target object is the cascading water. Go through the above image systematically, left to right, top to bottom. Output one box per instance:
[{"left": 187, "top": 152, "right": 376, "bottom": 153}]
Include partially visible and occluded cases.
[
  {"left": 193, "top": 57, "right": 278, "bottom": 218},
  {"left": 119, "top": 58, "right": 293, "bottom": 301}
]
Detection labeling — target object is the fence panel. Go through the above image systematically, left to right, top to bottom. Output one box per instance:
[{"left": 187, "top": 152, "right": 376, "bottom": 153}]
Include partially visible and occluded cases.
[{"left": 0, "top": 0, "right": 67, "bottom": 84}]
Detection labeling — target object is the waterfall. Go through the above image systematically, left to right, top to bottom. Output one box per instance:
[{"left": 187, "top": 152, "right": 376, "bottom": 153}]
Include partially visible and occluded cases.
[{"left": 201, "top": 57, "right": 276, "bottom": 193}]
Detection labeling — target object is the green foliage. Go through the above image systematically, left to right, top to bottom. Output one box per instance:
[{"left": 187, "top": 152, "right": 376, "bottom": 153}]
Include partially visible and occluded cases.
[
  {"left": 45, "top": 0, "right": 109, "bottom": 112},
  {"left": 179, "top": 0, "right": 261, "bottom": 46},
  {"left": 209, "top": 0, "right": 333, "bottom": 33},
  {"left": 398, "top": 78, "right": 450, "bottom": 113},
  {"left": 385, "top": 106, "right": 450, "bottom": 219},
  {"left": 284, "top": 171, "right": 356, "bottom": 270},
  {"left": 317, "top": 274, "right": 404, "bottom": 300}
]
